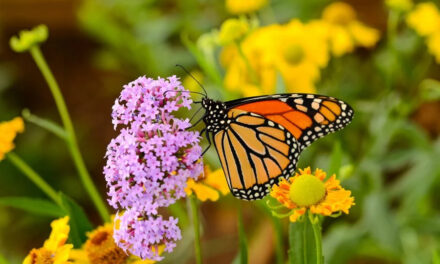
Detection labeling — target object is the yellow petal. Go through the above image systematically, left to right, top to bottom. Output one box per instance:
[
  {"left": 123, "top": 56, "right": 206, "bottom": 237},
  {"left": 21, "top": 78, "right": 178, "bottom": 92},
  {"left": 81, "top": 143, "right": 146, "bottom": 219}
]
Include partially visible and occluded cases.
[
  {"left": 407, "top": 3, "right": 440, "bottom": 36},
  {"left": 348, "top": 21, "right": 380, "bottom": 48},
  {"left": 204, "top": 168, "right": 230, "bottom": 195},
  {"left": 43, "top": 216, "right": 70, "bottom": 252}
]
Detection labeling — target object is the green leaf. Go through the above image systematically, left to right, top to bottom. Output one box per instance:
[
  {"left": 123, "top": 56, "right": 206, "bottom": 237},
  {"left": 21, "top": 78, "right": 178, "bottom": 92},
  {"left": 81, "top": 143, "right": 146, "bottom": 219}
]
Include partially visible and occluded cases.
[
  {"left": 419, "top": 79, "right": 440, "bottom": 101},
  {"left": 328, "top": 141, "right": 342, "bottom": 177},
  {"left": 59, "top": 193, "right": 93, "bottom": 248},
  {"left": 0, "top": 197, "right": 64, "bottom": 217},
  {"left": 288, "top": 218, "right": 317, "bottom": 264},
  {"left": 433, "top": 250, "right": 440, "bottom": 264},
  {"left": 0, "top": 253, "right": 11, "bottom": 264}
]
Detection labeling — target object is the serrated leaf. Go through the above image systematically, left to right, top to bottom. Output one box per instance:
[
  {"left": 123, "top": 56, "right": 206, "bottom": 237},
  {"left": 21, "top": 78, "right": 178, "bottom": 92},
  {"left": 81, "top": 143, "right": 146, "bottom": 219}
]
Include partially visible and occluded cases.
[
  {"left": 59, "top": 193, "right": 93, "bottom": 248},
  {"left": 0, "top": 197, "right": 64, "bottom": 217}
]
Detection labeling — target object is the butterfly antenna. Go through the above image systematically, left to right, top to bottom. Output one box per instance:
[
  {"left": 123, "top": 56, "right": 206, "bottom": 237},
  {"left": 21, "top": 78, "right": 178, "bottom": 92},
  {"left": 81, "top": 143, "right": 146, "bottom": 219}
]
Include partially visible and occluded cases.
[
  {"left": 175, "top": 64, "right": 208, "bottom": 97},
  {"left": 163, "top": 90, "right": 205, "bottom": 97}
]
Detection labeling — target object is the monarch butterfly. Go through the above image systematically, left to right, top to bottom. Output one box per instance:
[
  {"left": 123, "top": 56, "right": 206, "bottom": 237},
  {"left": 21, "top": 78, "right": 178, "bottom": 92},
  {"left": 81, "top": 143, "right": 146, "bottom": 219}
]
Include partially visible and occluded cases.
[
  {"left": 178, "top": 66, "right": 354, "bottom": 201},
  {"left": 194, "top": 92, "right": 354, "bottom": 201}
]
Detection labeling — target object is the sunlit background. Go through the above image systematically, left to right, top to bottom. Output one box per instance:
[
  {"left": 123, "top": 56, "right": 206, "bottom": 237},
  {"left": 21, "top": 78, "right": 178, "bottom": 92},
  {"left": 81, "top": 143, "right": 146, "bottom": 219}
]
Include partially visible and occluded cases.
[{"left": 1, "top": 0, "right": 440, "bottom": 263}]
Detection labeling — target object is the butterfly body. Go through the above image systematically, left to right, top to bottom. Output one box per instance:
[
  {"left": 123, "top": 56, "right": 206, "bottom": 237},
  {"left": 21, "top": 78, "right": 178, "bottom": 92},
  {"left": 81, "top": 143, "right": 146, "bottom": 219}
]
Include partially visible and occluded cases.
[{"left": 200, "top": 93, "right": 353, "bottom": 200}]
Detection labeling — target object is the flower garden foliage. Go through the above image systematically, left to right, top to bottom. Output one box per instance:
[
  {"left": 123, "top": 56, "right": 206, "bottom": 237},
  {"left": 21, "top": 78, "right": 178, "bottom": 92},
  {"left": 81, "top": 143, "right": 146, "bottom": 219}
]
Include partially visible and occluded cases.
[{"left": 1, "top": 0, "right": 440, "bottom": 264}]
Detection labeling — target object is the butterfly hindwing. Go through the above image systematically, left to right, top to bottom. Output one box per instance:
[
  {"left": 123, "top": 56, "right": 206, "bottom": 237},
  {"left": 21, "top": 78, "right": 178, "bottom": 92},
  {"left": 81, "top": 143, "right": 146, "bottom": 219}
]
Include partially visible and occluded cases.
[{"left": 213, "top": 109, "right": 300, "bottom": 200}]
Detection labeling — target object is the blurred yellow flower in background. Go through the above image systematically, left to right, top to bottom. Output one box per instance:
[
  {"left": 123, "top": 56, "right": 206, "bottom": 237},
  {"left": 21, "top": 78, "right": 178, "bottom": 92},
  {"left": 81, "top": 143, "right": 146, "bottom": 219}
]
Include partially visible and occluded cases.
[
  {"left": 225, "top": 0, "right": 268, "bottom": 14},
  {"left": 386, "top": 0, "right": 413, "bottom": 12},
  {"left": 320, "top": 2, "right": 380, "bottom": 57},
  {"left": 407, "top": 3, "right": 440, "bottom": 37},
  {"left": 407, "top": 3, "right": 440, "bottom": 63},
  {"left": 218, "top": 18, "right": 249, "bottom": 45},
  {"left": 221, "top": 20, "right": 330, "bottom": 96},
  {"left": 273, "top": 20, "right": 329, "bottom": 94},
  {"left": 221, "top": 24, "right": 278, "bottom": 97},
  {"left": 0, "top": 117, "right": 24, "bottom": 161},
  {"left": 185, "top": 166, "right": 229, "bottom": 202},
  {"left": 270, "top": 167, "right": 354, "bottom": 222},
  {"left": 23, "top": 216, "right": 73, "bottom": 264}
]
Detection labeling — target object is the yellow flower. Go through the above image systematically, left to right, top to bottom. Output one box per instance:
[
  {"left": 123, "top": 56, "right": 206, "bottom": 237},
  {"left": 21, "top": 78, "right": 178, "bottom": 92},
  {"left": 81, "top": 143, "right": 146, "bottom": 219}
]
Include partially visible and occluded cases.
[
  {"left": 225, "top": 0, "right": 267, "bottom": 14},
  {"left": 386, "top": 0, "right": 413, "bottom": 12},
  {"left": 320, "top": 2, "right": 380, "bottom": 57},
  {"left": 407, "top": 3, "right": 440, "bottom": 37},
  {"left": 407, "top": 3, "right": 440, "bottom": 64},
  {"left": 218, "top": 18, "right": 249, "bottom": 45},
  {"left": 272, "top": 20, "right": 329, "bottom": 94},
  {"left": 221, "top": 21, "right": 329, "bottom": 96},
  {"left": 427, "top": 32, "right": 440, "bottom": 63},
  {"left": 0, "top": 117, "right": 24, "bottom": 161},
  {"left": 185, "top": 166, "right": 229, "bottom": 202},
  {"left": 270, "top": 167, "right": 354, "bottom": 222},
  {"left": 23, "top": 216, "right": 73, "bottom": 264},
  {"left": 69, "top": 222, "right": 161, "bottom": 264}
]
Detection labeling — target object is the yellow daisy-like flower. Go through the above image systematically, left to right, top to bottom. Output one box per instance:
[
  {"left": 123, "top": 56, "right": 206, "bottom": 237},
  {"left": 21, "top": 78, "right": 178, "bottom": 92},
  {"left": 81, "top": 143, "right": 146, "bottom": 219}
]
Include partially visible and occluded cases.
[
  {"left": 225, "top": 0, "right": 268, "bottom": 14},
  {"left": 320, "top": 2, "right": 380, "bottom": 57},
  {"left": 407, "top": 3, "right": 440, "bottom": 37},
  {"left": 407, "top": 3, "right": 440, "bottom": 64},
  {"left": 218, "top": 18, "right": 249, "bottom": 45},
  {"left": 221, "top": 20, "right": 329, "bottom": 96},
  {"left": 272, "top": 20, "right": 329, "bottom": 94},
  {"left": 221, "top": 24, "right": 278, "bottom": 97},
  {"left": 427, "top": 32, "right": 440, "bottom": 63},
  {"left": 0, "top": 117, "right": 24, "bottom": 161},
  {"left": 185, "top": 166, "right": 229, "bottom": 202},
  {"left": 270, "top": 167, "right": 354, "bottom": 222},
  {"left": 23, "top": 216, "right": 73, "bottom": 264},
  {"left": 69, "top": 222, "right": 161, "bottom": 264}
]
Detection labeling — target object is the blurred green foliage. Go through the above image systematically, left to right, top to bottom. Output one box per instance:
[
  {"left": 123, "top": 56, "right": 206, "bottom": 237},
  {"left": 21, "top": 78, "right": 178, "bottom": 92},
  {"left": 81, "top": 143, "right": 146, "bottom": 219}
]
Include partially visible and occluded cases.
[{"left": 1, "top": 0, "right": 440, "bottom": 263}]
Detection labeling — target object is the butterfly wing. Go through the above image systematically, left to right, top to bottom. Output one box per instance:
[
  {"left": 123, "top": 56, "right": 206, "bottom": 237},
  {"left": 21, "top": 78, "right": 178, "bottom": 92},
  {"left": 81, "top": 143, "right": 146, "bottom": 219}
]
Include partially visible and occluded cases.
[
  {"left": 225, "top": 93, "right": 354, "bottom": 150},
  {"left": 213, "top": 109, "right": 300, "bottom": 200}
]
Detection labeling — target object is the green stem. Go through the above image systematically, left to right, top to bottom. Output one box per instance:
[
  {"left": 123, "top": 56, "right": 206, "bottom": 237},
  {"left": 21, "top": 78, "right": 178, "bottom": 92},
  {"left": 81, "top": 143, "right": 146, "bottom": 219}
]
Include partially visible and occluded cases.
[
  {"left": 235, "top": 41, "right": 260, "bottom": 86},
  {"left": 28, "top": 46, "right": 110, "bottom": 222},
  {"left": 6, "top": 152, "right": 60, "bottom": 205},
  {"left": 190, "top": 195, "right": 202, "bottom": 264},
  {"left": 237, "top": 202, "right": 248, "bottom": 264},
  {"left": 309, "top": 212, "right": 323, "bottom": 264},
  {"left": 272, "top": 217, "right": 285, "bottom": 264}
]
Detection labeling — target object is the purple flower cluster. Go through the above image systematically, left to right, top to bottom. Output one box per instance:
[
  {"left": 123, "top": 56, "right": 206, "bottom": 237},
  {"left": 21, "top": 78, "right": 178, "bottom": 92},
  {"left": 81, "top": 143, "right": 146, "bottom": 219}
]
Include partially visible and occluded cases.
[{"left": 104, "top": 76, "right": 203, "bottom": 260}]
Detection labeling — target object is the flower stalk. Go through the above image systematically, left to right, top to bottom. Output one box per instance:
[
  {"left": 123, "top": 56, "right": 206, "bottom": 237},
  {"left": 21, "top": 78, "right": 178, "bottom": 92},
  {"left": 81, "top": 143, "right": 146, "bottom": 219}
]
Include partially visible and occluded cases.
[
  {"left": 28, "top": 45, "right": 109, "bottom": 222},
  {"left": 6, "top": 152, "right": 60, "bottom": 205},
  {"left": 190, "top": 195, "right": 203, "bottom": 264},
  {"left": 309, "top": 211, "right": 323, "bottom": 264}
]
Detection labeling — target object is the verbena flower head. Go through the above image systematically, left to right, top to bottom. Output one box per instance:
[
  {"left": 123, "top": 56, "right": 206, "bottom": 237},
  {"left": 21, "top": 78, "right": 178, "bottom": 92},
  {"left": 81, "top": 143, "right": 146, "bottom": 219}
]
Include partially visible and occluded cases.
[
  {"left": 104, "top": 76, "right": 202, "bottom": 260},
  {"left": 105, "top": 76, "right": 203, "bottom": 212},
  {"left": 0, "top": 117, "right": 24, "bottom": 161},
  {"left": 185, "top": 166, "right": 230, "bottom": 202},
  {"left": 270, "top": 167, "right": 355, "bottom": 222},
  {"left": 114, "top": 208, "right": 180, "bottom": 261},
  {"left": 23, "top": 216, "right": 73, "bottom": 264}
]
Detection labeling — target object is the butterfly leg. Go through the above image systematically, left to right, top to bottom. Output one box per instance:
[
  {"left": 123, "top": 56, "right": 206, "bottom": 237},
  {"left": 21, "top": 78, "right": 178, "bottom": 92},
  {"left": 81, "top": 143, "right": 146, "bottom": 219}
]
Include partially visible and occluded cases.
[{"left": 200, "top": 128, "right": 211, "bottom": 156}]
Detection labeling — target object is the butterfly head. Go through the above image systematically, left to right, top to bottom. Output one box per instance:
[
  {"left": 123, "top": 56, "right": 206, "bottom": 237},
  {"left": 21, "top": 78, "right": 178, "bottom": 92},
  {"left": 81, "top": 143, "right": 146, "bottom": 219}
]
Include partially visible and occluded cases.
[{"left": 201, "top": 97, "right": 229, "bottom": 133}]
